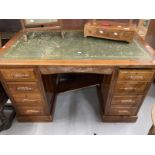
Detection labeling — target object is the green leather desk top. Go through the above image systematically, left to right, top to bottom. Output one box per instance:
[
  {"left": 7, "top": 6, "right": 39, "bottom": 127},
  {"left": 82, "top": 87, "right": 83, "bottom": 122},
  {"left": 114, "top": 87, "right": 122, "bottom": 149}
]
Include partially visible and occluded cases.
[{"left": 1, "top": 32, "right": 152, "bottom": 61}]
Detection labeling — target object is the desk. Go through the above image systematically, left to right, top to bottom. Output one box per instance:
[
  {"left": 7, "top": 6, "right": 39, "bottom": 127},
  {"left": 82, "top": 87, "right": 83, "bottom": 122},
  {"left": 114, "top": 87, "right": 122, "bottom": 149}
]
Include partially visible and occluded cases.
[{"left": 0, "top": 31, "right": 155, "bottom": 122}]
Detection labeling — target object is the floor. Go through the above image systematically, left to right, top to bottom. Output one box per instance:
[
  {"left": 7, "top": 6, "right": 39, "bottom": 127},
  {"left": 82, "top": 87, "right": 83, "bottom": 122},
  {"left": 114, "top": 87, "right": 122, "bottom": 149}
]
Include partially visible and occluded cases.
[{"left": 1, "top": 84, "right": 155, "bottom": 135}]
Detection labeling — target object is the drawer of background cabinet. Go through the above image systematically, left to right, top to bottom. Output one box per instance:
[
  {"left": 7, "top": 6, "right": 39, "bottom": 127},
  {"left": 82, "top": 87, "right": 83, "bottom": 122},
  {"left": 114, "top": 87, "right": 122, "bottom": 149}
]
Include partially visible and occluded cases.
[
  {"left": 84, "top": 27, "right": 97, "bottom": 36},
  {"left": 96, "top": 29, "right": 121, "bottom": 39},
  {"left": 122, "top": 32, "right": 134, "bottom": 40},
  {"left": 0, "top": 68, "right": 37, "bottom": 81},
  {"left": 117, "top": 70, "right": 154, "bottom": 82},
  {"left": 7, "top": 82, "right": 40, "bottom": 94},
  {"left": 114, "top": 82, "right": 149, "bottom": 94},
  {"left": 111, "top": 95, "right": 143, "bottom": 107},
  {"left": 16, "top": 106, "right": 45, "bottom": 116},
  {"left": 109, "top": 106, "right": 137, "bottom": 116}
]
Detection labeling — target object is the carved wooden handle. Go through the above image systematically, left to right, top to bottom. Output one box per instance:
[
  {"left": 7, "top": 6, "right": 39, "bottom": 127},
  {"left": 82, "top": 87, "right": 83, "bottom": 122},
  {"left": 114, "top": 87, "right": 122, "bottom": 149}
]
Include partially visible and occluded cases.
[
  {"left": 13, "top": 73, "right": 30, "bottom": 78},
  {"left": 125, "top": 75, "right": 144, "bottom": 80},
  {"left": 16, "top": 87, "right": 32, "bottom": 91},
  {"left": 122, "top": 87, "right": 137, "bottom": 90},
  {"left": 22, "top": 99, "right": 37, "bottom": 102},
  {"left": 121, "top": 99, "right": 134, "bottom": 103},
  {"left": 26, "top": 109, "right": 39, "bottom": 113}
]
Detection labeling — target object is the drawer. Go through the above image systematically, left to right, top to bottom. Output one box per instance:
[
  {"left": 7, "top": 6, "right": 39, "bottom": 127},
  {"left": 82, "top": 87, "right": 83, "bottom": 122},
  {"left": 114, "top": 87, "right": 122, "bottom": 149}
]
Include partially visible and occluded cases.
[
  {"left": 84, "top": 26, "right": 97, "bottom": 36},
  {"left": 96, "top": 29, "right": 121, "bottom": 39},
  {"left": 107, "top": 31, "right": 121, "bottom": 39},
  {"left": 122, "top": 32, "right": 134, "bottom": 41},
  {"left": 0, "top": 68, "right": 37, "bottom": 81},
  {"left": 118, "top": 70, "right": 154, "bottom": 82},
  {"left": 7, "top": 82, "right": 40, "bottom": 94},
  {"left": 114, "top": 82, "right": 148, "bottom": 94},
  {"left": 12, "top": 93, "right": 43, "bottom": 102},
  {"left": 111, "top": 95, "right": 143, "bottom": 107},
  {"left": 13, "top": 96, "right": 43, "bottom": 106},
  {"left": 16, "top": 106, "right": 45, "bottom": 116},
  {"left": 109, "top": 107, "right": 137, "bottom": 116}
]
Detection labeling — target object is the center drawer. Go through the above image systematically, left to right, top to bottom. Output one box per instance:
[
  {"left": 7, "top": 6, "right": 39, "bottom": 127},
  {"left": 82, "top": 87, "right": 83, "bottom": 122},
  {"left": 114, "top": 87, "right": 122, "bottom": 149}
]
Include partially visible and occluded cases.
[{"left": 114, "top": 81, "right": 148, "bottom": 94}]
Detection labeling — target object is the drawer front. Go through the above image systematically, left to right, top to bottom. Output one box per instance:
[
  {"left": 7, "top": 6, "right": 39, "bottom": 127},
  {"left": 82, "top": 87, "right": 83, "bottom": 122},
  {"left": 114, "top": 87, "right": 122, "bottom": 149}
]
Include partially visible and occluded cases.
[
  {"left": 85, "top": 26, "right": 97, "bottom": 36},
  {"left": 96, "top": 29, "right": 121, "bottom": 39},
  {"left": 122, "top": 32, "right": 134, "bottom": 40},
  {"left": 0, "top": 68, "right": 37, "bottom": 81},
  {"left": 118, "top": 70, "right": 154, "bottom": 82},
  {"left": 7, "top": 82, "right": 40, "bottom": 94},
  {"left": 114, "top": 82, "right": 148, "bottom": 94},
  {"left": 12, "top": 93, "right": 42, "bottom": 102},
  {"left": 111, "top": 95, "right": 143, "bottom": 107},
  {"left": 13, "top": 96, "right": 43, "bottom": 106},
  {"left": 16, "top": 106, "right": 45, "bottom": 116},
  {"left": 109, "top": 107, "right": 137, "bottom": 116}
]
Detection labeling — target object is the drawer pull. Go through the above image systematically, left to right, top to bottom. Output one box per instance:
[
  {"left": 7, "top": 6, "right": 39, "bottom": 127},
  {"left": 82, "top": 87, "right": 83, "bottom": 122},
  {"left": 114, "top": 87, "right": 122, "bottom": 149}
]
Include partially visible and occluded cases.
[
  {"left": 99, "top": 30, "right": 104, "bottom": 34},
  {"left": 114, "top": 32, "right": 118, "bottom": 36},
  {"left": 13, "top": 74, "right": 30, "bottom": 78},
  {"left": 125, "top": 75, "right": 144, "bottom": 80},
  {"left": 16, "top": 87, "right": 32, "bottom": 91},
  {"left": 121, "top": 87, "right": 136, "bottom": 90},
  {"left": 22, "top": 99, "right": 38, "bottom": 102},
  {"left": 120, "top": 99, "right": 134, "bottom": 103},
  {"left": 26, "top": 110, "right": 40, "bottom": 113}
]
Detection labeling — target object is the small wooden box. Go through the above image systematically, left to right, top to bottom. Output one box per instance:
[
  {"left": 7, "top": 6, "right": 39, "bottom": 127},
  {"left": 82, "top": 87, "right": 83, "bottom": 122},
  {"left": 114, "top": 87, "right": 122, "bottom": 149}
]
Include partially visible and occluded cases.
[{"left": 84, "top": 20, "right": 136, "bottom": 43}]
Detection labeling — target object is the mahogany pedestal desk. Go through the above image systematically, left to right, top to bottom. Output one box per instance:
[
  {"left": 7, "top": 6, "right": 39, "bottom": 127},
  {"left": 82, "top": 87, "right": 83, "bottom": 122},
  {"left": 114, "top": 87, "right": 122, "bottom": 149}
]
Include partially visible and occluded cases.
[{"left": 0, "top": 31, "right": 155, "bottom": 122}]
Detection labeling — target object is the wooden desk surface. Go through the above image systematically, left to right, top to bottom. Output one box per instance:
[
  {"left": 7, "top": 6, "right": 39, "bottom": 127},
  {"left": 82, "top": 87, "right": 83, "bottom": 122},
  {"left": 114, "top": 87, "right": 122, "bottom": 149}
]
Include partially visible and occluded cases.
[{"left": 0, "top": 31, "right": 155, "bottom": 67}]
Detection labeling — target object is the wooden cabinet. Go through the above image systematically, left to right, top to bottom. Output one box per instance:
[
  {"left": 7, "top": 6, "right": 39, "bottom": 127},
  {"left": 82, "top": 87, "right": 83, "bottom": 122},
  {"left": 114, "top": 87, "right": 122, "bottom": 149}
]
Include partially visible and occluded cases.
[
  {"left": 84, "top": 20, "right": 136, "bottom": 43},
  {"left": 0, "top": 67, "right": 57, "bottom": 122},
  {"left": 101, "top": 69, "right": 155, "bottom": 122}
]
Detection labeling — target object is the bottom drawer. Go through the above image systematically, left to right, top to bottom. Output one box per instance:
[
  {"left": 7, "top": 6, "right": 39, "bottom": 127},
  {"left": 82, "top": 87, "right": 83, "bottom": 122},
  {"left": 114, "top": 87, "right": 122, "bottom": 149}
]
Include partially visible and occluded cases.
[
  {"left": 16, "top": 106, "right": 45, "bottom": 116},
  {"left": 109, "top": 107, "right": 137, "bottom": 116}
]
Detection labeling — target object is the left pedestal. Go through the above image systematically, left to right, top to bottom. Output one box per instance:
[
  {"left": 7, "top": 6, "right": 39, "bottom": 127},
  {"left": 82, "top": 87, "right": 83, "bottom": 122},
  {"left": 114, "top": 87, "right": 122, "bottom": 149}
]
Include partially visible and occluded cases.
[{"left": 0, "top": 67, "right": 57, "bottom": 122}]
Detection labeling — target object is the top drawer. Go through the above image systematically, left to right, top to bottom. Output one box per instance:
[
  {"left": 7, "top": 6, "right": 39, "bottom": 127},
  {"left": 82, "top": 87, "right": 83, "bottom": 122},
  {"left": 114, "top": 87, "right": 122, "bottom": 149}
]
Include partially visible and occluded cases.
[
  {"left": 0, "top": 68, "right": 37, "bottom": 81},
  {"left": 118, "top": 70, "right": 154, "bottom": 82}
]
